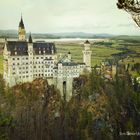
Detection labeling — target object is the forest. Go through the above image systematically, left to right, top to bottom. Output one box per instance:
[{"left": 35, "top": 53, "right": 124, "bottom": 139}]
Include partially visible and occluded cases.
[{"left": 0, "top": 64, "right": 140, "bottom": 140}]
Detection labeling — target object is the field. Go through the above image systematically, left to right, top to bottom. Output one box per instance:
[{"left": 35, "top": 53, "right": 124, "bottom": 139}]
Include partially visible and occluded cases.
[
  {"left": 0, "top": 36, "right": 140, "bottom": 76},
  {"left": 56, "top": 43, "right": 121, "bottom": 66},
  {"left": 0, "top": 55, "right": 3, "bottom": 74}
]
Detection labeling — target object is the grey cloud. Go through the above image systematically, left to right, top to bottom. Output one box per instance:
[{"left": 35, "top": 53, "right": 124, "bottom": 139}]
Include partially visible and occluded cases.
[{"left": 0, "top": 0, "right": 140, "bottom": 35}]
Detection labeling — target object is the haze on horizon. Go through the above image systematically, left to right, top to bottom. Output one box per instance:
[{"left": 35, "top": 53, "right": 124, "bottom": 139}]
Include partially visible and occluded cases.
[{"left": 0, "top": 0, "right": 140, "bottom": 35}]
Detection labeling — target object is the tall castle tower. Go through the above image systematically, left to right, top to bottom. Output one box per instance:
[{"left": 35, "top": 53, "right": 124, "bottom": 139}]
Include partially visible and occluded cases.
[
  {"left": 18, "top": 15, "right": 26, "bottom": 41},
  {"left": 28, "top": 33, "right": 33, "bottom": 82},
  {"left": 83, "top": 40, "right": 92, "bottom": 70}
]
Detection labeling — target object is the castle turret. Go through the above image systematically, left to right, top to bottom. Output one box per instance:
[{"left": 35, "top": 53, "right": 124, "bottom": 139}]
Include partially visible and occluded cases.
[
  {"left": 18, "top": 15, "right": 26, "bottom": 41},
  {"left": 28, "top": 33, "right": 33, "bottom": 81},
  {"left": 28, "top": 33, "right": 33, "bottom": 54},
  {"left": 82, "top": 40, "right": 92, "bottom": 70},
  {"left": 68, "top": 51, "right": 71, "bottom": 60}
]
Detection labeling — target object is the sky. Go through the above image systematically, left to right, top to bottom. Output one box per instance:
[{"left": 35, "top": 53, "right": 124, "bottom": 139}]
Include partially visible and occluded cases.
[{"left": 0, "top": 0, "right": 140, "bottom": 35}]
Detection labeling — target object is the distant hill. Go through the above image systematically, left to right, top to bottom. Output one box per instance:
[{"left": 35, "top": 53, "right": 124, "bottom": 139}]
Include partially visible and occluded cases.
[
  {"left": 0, "top": 30, "right": 114, "bottom": 39},
  {"left": 0, "top": 30, "right": 18, "bottom": 38},
  {"left": 51, "top": 32, "right": 114, "bottom": 38}
]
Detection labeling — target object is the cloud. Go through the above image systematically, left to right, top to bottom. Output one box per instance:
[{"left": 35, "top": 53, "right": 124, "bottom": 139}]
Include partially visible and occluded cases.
[
  {"left": 0, "top": 0, "right": 140, "bottom": 35},
  {"left": 117, "top": 23, "right": 135, "bottom": 27}
]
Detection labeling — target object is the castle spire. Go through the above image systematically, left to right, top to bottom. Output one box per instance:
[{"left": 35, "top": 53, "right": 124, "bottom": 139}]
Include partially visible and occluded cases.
[
  {"left": 19, "top": 14, "right": 25, "bottom": 29},
  {"left": 28, "top": 32, "right": 33, "bottom": 43}
]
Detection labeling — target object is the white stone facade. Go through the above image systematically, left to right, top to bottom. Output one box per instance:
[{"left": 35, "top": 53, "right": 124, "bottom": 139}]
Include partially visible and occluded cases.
[
  {"left": 3, "top": 43, "right": 57, "bottom": 87},
  {"left": 53, "top": 53, "right": 87, "bottom": 101}
]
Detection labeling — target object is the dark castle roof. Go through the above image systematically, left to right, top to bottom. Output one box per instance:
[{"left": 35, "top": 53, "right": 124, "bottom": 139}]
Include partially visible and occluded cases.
[
  {"left": 84, "top": 40, "right": 90, "bottom": 44},
  {"left": 6, "top": 41, "right": 56, "bottom": 56},
  {"left": 7, "top": 41, "right": 28, "bottom": 56},
  {"left": 33, "top": 42, "right": 56, "bottom": 55},
  {"left": 62, "top": 62, "right": 78, "bottom": 66}
]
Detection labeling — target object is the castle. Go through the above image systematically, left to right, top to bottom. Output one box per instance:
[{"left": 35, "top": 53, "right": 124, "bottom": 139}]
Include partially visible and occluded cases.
[{"left": 3, "top": 16, "right": 92, "bottom": 101}]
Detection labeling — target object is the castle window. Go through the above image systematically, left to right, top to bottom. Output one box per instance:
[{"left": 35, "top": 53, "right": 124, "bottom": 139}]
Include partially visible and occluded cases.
[
  {"left": 26, "top": 57, "right": 28, "bottom": 60},
  {"left": 36, "top": 57, "right": 39, "bottom": 59},
  {"left": 13, "top": 58, "right": 15, "bottom": 60},
  {"left": 17, "top": 58, "right": 19, "bottom": 60}
]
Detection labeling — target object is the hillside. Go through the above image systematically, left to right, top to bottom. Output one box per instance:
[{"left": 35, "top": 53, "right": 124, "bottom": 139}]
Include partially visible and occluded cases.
[{"left": 0, "top": 30, "right": 114, "bottom": 39}]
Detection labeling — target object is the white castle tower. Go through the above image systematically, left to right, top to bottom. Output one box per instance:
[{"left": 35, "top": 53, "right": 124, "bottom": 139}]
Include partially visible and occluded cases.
[
  {"left": 18, "top": 15, "right": 26, "bottom": 41},
  {"left": 27, "top": 33, "right": 34, "bottom": 82},
  {"left": 83, "top": 40, "right": 92, "bottom": 71},
  {"left": 67, "top": 51, "right": 71, "bottom": 60}
]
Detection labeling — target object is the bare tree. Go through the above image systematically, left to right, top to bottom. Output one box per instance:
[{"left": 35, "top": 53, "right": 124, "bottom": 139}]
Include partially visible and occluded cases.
[{"left": 117, "top": 0, "right": 140, "bottom": 27}]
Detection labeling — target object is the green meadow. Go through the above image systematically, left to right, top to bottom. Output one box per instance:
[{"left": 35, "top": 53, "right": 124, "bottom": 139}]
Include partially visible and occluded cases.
[
  {"left": 56, "top": 43, "right": 121, "bottom": 66},
  {"left": 0, "top": 55, "right": 3, "bottom": 74}
]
